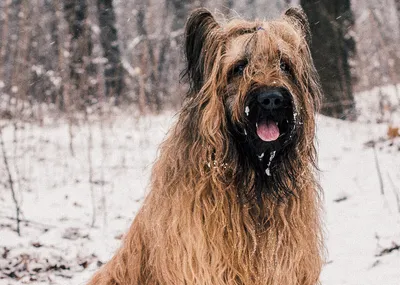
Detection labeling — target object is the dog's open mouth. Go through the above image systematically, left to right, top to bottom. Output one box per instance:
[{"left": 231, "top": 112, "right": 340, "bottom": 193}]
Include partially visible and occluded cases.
[
  {"left": 245, "top": 87, "right": 295, "bottom": 147},
  {"left": 256, "top": 113, "right": 293, "bottom": 142},
  {"left": 257, "top": 119, "right": 280, "bottom": 142}
]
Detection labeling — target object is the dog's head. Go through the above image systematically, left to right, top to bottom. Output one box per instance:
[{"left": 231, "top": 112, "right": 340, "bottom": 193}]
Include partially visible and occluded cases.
[{"left": 182, "top": 8, "right": 321, "bottom": 198}]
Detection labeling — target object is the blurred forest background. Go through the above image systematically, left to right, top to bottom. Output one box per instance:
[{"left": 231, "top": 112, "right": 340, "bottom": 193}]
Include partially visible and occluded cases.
[{"left": 0, "top": 0, "right": 399, "bottom": 121}]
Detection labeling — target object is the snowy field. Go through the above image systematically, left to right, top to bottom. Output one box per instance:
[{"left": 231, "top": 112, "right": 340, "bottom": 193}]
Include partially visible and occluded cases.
[{"left": 0, "top": 87, "right": 400, "bottom": 285}]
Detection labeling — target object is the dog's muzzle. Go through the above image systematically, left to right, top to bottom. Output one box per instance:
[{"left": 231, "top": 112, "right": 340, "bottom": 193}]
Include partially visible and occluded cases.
[{"left": 247, "top": 87, "right": 294, "bottom": 144}]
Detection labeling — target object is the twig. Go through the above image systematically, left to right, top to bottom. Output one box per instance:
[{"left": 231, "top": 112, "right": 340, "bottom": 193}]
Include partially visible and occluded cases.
[
  {"left": 99, "top": 105, "right": 108, "bottom": 229},
  {"left": 86, "top": 111, "right": 96, "bottom": 227},
  {"left": 68, "top": 119, "right": 75, "bottom": 157},
  {"left": 12, "top": 122, "right": 22, "bottom": 200},
  {"left": 0, "top": 126, "right": 21, "bottom": 236},
  {"left": 373, "top": 144, "right": 384, "bottom": 195},
  {"left": 387, "top": 172, "right": 400, "bottom": 213},
  {"left": 1, "top": 216, "right": 55, "bottom": 229},
  {"left": 375, "top": 243, "right": 400, "bottom": 257}
]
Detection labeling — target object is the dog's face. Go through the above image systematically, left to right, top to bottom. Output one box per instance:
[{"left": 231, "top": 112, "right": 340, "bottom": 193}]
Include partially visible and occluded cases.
[
  {"left": 184, "top": 8, "right": 321, "bottom": 185},
  {"left": 223, "top": 24, "right": 300, "bottom": 159}
]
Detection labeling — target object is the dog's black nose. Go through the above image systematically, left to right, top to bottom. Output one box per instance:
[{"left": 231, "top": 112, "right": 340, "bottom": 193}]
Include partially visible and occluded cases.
[{"left": 257, "top": 90, "right": 284, "bottom": 110}]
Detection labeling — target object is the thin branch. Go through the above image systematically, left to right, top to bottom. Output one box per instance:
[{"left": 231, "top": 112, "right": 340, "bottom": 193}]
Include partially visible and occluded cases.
[
  {"left": 126, "top": 28, "right": 183, "bottom": 51},
  {"left": 100, "top": 106, "right": 108, "bottom": 229},
  {"left": 86, "top": 111, "right": 96, "bottom": 228},
  {"left": 68, "top": 121, "right": 75, "bottom": 157},
  {"left": 12, "top": 122, "right": 22, "bottom": 198},
  {"left": 0, "top": 126, "right": 21, "bottom": 236},
  {"left": 373, "top": 144, "right": 384, "bottom": 195},
  {"left": 387, "top": 172, "right": 400, "bottom": 213},
  {"left": 2, "top": 215, "right": 55, "bottom": 229},
  {"left": 375, "top": 243, "right": 400, "bottom": 257}
]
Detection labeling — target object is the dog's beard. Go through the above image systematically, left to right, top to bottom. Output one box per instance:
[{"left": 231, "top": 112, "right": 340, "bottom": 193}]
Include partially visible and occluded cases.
[{"left": 226, "top": 87, "right": 298, "bottom": 200}]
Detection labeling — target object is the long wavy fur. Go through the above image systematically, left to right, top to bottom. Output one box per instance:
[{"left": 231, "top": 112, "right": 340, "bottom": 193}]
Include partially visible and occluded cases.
[{"left": 88, "top": 7, "right": 324, "bottom": 285}]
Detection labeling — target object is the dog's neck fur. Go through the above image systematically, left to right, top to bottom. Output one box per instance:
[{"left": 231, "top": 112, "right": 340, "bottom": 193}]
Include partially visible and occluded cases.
[{"left": 125, "top": 115, "right": 323, "bottom": 284}]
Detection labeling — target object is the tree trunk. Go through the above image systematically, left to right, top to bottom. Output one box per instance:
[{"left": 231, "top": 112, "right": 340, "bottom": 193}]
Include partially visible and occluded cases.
[
  {"left": 0, "top": 0, "right": 11, "bottom": 81},
  {"left": 64, "top": 0, "right": 96, "bottom": 107},
  {"left": 97, "top": 0, "right": 124, "bottom": 101},
  {"left": 163, "top": 0, "right": 194, "bottom": 107},
  {"left": 169, "top": 0, "right": 190, "bottom": 32},
  {"left": 301, "top": 0, "right": 356, "bottom": 120},
  {"left": 393, "top": 0, "right": 400, "bottom": 86},
  {"left": 395, "top": 0, "right": 400, "bottom": 28}
]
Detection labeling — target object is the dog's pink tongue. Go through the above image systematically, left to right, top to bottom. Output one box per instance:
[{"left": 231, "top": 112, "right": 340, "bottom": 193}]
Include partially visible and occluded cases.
[{"left": 257, "top": 120, "right": 280, "bottom": 141}]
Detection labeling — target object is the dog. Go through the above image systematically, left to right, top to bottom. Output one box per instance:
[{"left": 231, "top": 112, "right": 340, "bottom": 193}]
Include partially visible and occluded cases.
[{"left": 88, "top": 7, "right": 323, "bottom": 285}]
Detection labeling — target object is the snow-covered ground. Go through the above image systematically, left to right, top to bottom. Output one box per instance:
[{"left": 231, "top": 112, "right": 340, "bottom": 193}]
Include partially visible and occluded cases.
[
  {"left": 0, "top": 89, "right": 399, "bottom": 284},
  {"left": 318, "top": 117, "right": 400, "bottom": 285}
]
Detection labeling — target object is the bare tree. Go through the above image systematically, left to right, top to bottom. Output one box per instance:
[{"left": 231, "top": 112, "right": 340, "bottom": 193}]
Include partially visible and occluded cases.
[
  {"left": 0, "top": 0, "right": 11, "bottom": 81},
  {"left": 64, "top": 0, "right": 97, "bottom": 106},
  {"left": 97, "top": 0, "right": 124, "bottom": 101},
  {"left": 136, "top": 0, "right": 157, "bottom": 112},
  {"left": 301, "top": 0, "right": 356, "bottom": 120},
  {"left": 393, "top": 0, "right": 400, "bottom": 82},
  {"left": 395, "top": 0, "right": 400, "bottom": 29},
  {"left": 0, "top": 127, "right": 21, "bottom": 236}
]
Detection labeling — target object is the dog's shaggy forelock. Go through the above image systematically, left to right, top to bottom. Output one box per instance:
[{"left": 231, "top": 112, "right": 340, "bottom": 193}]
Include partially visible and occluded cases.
[{"left": 88, "top": 7, "right": 324, "bottom": 285}]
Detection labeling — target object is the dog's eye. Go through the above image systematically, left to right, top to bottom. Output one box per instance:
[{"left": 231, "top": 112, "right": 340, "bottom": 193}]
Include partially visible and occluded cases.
[
  {"left": 279, "top": 59, "right": 291, "bottom": 74},
  {"left": 231, "top": 60, "right": 248, "bottom": 77}
]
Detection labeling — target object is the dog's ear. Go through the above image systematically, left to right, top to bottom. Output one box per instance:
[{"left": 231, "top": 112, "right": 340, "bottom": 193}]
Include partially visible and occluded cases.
[
  {"left": 284, "top": 7, "right": 311, "bottom": 44},
  {"left": 184, "top": 8, "right": 220, "bottom": 93}
]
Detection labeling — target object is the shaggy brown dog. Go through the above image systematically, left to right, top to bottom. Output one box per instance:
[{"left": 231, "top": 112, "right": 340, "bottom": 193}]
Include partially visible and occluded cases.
[{"left": 88, "top": 7, "right": 323, "bottom": 285}]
